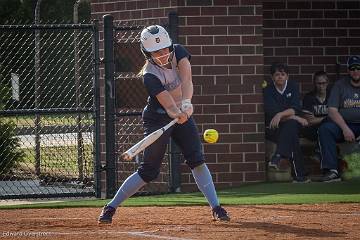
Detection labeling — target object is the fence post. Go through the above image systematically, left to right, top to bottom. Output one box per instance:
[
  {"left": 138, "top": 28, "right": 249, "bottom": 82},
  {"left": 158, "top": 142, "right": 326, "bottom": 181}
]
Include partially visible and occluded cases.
[
  {"left": 34, "top": 0, "right": 42, "bottom": 176},
  {"left": 73, "top": 0, "right": 84, "bottom": 181},
  {"left": 168, "top": 12, "right": 181, "bottom": 193},
  {"left": 103, "top": 14, "right": 117, "bottom": 198},
  {"left": 92, "top": 19, "right": 102, "bottom": 198}
]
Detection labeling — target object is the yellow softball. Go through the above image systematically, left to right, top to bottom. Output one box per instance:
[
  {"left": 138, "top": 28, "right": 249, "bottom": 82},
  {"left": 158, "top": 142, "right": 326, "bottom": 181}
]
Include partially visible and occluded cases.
[
  {"left": 261, "top": 80, "right": 268, "bottom": 88},
  {"left": 203, "top": 129, "right": 219, "bottom": 143}
]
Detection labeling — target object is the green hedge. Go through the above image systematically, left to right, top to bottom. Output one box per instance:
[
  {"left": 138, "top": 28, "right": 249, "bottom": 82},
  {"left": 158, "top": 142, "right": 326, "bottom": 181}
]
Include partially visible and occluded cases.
[
  {"left": 0, "top": 121, "right": 24, "bottom": 175},
  {"left": 343, "top": 152, "right": 360, "bottom": 180}
]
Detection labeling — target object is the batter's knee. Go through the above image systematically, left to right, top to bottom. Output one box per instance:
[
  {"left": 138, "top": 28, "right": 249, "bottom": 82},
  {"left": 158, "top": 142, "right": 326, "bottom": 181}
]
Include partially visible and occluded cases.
[
  {"left": 185, "top": 152, "right": 205, "bottom": 169},
  {"left": 137, "top": 166, "right": 160, "bottom": 183}
]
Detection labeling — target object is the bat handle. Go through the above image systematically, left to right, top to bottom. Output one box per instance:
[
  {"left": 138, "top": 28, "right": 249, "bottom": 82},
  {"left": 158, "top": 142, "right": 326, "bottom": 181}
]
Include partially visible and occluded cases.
[{"left": 166, "top": 118, "right": 178, "bottom": 129}]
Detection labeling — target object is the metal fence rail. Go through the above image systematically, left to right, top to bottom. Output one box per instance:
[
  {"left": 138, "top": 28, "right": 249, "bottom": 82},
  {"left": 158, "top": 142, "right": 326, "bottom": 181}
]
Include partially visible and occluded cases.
[{"left": 0, "top": 22, "right": 100, "bottom": 199}]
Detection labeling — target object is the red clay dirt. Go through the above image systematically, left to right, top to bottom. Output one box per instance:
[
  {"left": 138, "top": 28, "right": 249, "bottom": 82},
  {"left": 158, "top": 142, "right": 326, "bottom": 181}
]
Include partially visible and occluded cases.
[{"left": 0, "top": 204, "right": 359, "bottom": 240}]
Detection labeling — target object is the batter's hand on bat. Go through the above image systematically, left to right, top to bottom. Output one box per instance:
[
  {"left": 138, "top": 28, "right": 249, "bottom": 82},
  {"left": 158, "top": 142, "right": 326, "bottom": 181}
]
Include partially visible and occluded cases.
[
  {"left": 181, "top": 99, "right": 193, "bottom": 118},
  {"left": 165, "top": 106, "right": 188, "bottom": 124},
  {"left": 176, "top": 111, "right": 188, "bottom": 124}
]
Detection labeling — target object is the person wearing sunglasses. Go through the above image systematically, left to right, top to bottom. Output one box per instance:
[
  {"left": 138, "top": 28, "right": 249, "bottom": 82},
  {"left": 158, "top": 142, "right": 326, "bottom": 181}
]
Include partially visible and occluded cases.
[
  {"left": 317, "top": 55, "right": 360, "bottom": 182},
  {"left": 263, "top": 62, "right": 309, "bottom": 183},
  {"left": 301, "top": 71, "right": 331, "bottom": 162}
]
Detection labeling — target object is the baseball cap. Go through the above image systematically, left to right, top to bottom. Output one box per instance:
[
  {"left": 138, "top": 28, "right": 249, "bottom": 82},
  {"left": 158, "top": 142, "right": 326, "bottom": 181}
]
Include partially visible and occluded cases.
[{"left": 347, "top": 55, "right": 360, "bottom": 68}]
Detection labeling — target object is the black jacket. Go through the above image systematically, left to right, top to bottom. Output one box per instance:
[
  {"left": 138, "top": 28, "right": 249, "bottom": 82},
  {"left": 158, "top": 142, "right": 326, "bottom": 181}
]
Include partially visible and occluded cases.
[{"left": 263, "top": 80, "right": 301, "bottom": 126}]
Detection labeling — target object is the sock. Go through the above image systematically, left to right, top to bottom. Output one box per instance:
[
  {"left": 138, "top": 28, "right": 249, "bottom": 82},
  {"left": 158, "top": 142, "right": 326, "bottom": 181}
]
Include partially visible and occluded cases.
[
  {"left": 191, "top": 163, "right": 220, "bottom": 209},
  {"left": 108, "top": 171, "right": 146, "bottom": 208}
]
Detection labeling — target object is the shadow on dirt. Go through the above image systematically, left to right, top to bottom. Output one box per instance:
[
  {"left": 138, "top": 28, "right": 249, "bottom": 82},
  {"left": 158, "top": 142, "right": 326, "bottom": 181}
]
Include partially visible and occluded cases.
[{"left": 219, "top": 221, "right": 346, "bottom": 238}]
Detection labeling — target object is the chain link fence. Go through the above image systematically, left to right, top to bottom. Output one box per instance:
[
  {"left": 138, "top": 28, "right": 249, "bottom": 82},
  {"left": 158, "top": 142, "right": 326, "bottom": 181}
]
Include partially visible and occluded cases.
[
  {"left": 0, "top": 14, "right": 180, "bottom": 199},
  {"left": 0, "top": 22, "right": 99, "bottom": 199}
]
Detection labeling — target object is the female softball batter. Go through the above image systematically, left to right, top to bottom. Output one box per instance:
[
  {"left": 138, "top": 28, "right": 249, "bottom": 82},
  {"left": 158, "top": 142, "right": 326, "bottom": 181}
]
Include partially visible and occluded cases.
[{"left": 98, "top": 25, "right": 230, "bottom": 223}]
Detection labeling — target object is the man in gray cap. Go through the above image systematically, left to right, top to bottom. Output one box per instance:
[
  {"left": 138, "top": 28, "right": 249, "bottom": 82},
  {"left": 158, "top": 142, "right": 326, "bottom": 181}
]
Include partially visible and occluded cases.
[{"left": 317, "top": 55, "right": 360, "bottom": 182}]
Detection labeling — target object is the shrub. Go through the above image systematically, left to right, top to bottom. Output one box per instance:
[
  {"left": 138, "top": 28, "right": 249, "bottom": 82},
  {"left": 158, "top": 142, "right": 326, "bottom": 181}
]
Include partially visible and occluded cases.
[
  {"left": 0, "top": 121, "right": 24, "bottom": 175},
  {"left": 342, "top": 152, "right": 360, "bottom": 180}
]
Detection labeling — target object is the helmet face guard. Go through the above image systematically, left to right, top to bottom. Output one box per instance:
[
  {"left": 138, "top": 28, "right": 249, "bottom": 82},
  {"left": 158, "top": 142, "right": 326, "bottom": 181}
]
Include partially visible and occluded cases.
[
  {"left": 140, "top": 25, "right": 173, "bottom": 62},
  {"left": 151, "top": 51, "right": 175, "bottom": 67}
]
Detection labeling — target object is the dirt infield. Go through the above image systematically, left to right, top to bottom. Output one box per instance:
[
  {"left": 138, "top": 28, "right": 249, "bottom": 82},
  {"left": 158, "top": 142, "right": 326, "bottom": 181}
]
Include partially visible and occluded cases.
[{"left": 0, "top": 204, "right": 359, "bottom": 239}]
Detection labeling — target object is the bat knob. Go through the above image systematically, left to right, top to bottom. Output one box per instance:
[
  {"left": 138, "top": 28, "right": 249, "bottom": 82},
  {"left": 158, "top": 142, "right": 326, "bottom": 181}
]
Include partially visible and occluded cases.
[{"left": 122, "top": 152, "right": 132, "bottom": 161}]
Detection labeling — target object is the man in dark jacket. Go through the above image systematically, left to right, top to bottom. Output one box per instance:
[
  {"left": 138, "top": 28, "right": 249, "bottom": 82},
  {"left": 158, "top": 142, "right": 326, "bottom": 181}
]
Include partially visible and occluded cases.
[{"left": 263, "top": 62, "right": 309, "bottom": 183}]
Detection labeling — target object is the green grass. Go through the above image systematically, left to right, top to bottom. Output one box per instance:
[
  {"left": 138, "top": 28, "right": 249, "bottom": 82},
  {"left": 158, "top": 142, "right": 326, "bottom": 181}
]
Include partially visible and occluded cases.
[
  {"left": 1, "top": 114, "right": 93, "bottom": 127},
  {"left": 21, "top": 145, "right": 93, "bottom": 177},
  {"left": 2, "top": 178, "right": 360, "bottom": 210}
]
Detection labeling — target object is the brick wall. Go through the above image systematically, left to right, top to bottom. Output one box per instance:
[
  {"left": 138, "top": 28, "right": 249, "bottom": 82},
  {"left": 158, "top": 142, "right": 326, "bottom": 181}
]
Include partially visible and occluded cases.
[
  {"left": 91, "top": 0, "right": 265, "bottom": 194},
  {"left": 263, "top": 0, "right": 360, "bottom": 93},
  {"left": 176, "top": 1, "right": 265, "bottom": 191}
]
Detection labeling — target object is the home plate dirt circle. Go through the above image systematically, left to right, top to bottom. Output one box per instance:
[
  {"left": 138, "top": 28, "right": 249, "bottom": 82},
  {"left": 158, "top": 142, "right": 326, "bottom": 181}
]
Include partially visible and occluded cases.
[{"left": 0, "top": 204, "right": 359, "bottom": 239}]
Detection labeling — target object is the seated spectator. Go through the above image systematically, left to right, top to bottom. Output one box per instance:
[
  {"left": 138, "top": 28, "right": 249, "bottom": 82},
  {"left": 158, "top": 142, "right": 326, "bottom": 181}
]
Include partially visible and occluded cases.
[
  {"left": 318, "top": 55, "right": 360, "bottom": 182},
  {"left": 263, "top": 62, "right": 309, "bottom": 183},
  {"left": 302, "top": 71, "right": 331, "bottom": 161}
]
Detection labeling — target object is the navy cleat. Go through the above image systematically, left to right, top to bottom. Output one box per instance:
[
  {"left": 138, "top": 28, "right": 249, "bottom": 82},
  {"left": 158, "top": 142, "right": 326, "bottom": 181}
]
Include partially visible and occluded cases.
[
  {"left": 98, "top": 205, "right": 116, "bottom": 224},
  {"left": 212, "top": 206, "right": 230, "bottom": 221}
]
